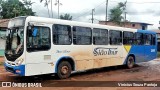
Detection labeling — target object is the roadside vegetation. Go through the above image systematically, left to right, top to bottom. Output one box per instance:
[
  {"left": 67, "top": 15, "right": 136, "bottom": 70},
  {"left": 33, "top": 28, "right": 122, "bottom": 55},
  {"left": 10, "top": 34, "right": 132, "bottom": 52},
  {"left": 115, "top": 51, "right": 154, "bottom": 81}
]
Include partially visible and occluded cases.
[{"left": 0, "top": 0, "right": 35, "bottom": 19}]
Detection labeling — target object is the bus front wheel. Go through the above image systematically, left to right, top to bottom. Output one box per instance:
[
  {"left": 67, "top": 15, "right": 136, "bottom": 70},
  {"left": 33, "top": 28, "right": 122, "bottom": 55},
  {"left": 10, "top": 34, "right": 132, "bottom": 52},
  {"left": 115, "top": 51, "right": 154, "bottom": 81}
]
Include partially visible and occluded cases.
[
  {"left": 126, "top": 56, "right": 135, "bottom": 69},
  {"left": 56, "top": 61, "right": 72, "bottom": 79}
]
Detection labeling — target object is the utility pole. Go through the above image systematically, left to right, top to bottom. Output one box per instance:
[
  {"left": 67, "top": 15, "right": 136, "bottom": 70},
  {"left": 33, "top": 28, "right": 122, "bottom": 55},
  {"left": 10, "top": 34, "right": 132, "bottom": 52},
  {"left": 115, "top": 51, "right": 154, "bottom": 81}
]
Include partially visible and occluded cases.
[
  {"left": 51, "top": 0, "right": 53, "bottom": 18},
  {"left": 55, "top": 0, "right": 62, "bottom": 19},
  {"left": 106, "top": 0, "right": 108, "bottom": 21},
  {"left": 124, "top": 0, "right": 127, "bottom": 27},
  {"left": 91, "top": 9, "right": 95, "bottom": 23},
  {"left": 124, "top": 12, "right": 127, "bottom": 22}
]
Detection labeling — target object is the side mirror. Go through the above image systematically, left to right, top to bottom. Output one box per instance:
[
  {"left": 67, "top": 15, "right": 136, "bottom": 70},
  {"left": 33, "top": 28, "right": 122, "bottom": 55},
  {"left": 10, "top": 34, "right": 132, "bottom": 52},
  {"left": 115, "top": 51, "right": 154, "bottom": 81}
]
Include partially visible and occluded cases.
[
  {"left": 27, "top": 22, "right": 34, "bottom": 30},
  {"left": 27, "top": 22, "right": 37, "bottom": 37},
  {"left": 27, "top": 26, "right": 32, "bottom": 30},
  {"left": 27, "top": 26, "right": 38, "bottom": 37}
]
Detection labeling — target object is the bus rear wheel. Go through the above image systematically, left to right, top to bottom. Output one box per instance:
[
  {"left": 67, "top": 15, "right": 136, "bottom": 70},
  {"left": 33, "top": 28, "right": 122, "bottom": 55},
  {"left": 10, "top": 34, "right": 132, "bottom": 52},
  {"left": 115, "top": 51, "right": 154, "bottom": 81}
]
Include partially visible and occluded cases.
[
  {"left": 126, "top": 56, "right": 135, "bottom": 69},
  {"left": 57, "top": 61, "right": 72, "bottom": 79}
]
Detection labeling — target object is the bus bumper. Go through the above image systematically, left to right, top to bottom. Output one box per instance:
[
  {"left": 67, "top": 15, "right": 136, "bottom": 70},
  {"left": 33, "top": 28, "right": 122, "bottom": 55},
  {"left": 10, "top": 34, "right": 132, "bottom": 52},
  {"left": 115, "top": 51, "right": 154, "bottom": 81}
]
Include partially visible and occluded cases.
[{"left": 4, "top": 63, "right": 25, "bottom": 76}]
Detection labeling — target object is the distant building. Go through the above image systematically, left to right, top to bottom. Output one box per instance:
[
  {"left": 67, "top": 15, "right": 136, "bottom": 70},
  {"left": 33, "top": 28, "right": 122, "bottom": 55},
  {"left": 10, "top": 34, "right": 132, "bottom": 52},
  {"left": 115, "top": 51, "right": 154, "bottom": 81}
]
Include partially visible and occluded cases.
[
  {"left": 0, "top": 19, "right": 9, "bottom": 56},
  {"left": 0, "top": 19, "right": 9, "bottom": 38},
  {"left": 0, "top": 19, "right": 9, "bottom": 29},
  {"left": 99, "top": 21, "right": 153, "bottom": 30},
  {"left": 152, "top": 30, "right": 160, "bottom": 51}
]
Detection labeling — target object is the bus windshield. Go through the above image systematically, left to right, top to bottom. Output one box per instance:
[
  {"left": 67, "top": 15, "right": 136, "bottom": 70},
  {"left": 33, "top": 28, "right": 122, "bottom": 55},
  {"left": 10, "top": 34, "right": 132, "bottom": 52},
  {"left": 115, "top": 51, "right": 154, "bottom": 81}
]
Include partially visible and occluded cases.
[{"left": 5, "top": 27, "right": 24, "bottom": 61}]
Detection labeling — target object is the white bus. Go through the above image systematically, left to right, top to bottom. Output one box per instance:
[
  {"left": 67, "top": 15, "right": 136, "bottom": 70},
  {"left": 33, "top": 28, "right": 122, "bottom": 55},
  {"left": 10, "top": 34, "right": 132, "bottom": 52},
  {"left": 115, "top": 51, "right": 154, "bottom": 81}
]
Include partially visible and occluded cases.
[{"left": 4, "top": 16, "right": 157, "bottom": 79}]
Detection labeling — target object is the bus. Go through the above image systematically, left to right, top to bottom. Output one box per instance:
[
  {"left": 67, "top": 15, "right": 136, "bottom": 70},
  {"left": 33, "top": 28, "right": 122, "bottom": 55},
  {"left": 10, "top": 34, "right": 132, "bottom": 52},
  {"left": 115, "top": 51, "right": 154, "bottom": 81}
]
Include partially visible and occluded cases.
[{"left": 4, "top": 16, "right": 157, "bottom": 79}]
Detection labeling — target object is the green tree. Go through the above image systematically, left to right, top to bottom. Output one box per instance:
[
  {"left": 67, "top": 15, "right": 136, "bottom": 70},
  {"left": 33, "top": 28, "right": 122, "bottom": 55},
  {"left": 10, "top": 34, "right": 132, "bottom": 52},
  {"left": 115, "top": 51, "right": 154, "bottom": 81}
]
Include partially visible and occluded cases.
[
  {"left": 0, "top": 0, "right": 35, "bottom": 19},
  {"left": 0, "top": 0, "right": 3, "bottom": 18},
  {"left": 109, "top": 2, "right": 126, "bottom": 25},
  {"left": 60, "top": 13, "right": 72, "bottom": 20}
]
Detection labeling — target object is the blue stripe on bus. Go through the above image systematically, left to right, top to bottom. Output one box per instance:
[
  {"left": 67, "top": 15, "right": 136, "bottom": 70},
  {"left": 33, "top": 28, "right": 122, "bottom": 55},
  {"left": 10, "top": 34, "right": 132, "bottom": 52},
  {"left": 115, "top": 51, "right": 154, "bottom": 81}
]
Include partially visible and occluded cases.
[
  {"left": 137, "top": 29, "right": 157, "bottom": 34},
  {"left": 123, "top": 30, "right": 157, "bottom": 65},
  {"left": 4, "top": 63, "right": 25, "bottom": 76}
]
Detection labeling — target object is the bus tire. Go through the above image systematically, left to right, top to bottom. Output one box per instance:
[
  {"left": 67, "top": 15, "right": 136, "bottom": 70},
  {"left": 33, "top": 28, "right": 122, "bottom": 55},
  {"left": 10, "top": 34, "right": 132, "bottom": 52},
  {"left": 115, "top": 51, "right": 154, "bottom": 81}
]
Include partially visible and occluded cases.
[
  {"left": 126, "top": 56, "right": 135, "bottom": 69},
  {"left": 56, "top": 61, "right": 72, "bottom": 79}
]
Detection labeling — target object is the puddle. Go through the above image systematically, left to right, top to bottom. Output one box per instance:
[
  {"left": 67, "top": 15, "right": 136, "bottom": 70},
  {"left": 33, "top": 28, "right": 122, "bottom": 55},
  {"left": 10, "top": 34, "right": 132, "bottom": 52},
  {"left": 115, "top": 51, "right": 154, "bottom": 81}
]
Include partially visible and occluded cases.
[{"left": 138, "top": 59, "right": 160, "bottom": 67}]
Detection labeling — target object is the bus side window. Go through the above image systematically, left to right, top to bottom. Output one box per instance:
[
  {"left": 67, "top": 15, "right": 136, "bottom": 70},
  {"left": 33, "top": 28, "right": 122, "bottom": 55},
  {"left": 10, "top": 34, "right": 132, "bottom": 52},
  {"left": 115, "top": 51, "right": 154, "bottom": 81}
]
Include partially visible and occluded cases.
[
  {"left": 53, "top": 24, "right": 72, "bottom": 45},
  {"left": 27, "top": 26, "right": 51, "bottom": 52},
  {"left": 73, "top": 26, "right": 92, "bottom": 45},
  {"left": 93, "top": 28, "right": 108, "bottom": 45},
  {"left": 109, "top": 30, "right": 122, "bottom": 45},
  {"left": 123, "top": 31, "right": 134, "bottom": 45},
  {"left": 134, "top": 33, "right": 143, "bottom": 45},
  {"left": 144, "top": 34, "right": 152, "bottom": 45},
  {"left": 152, "top": 34, "right": 156, "bottom": 45}
]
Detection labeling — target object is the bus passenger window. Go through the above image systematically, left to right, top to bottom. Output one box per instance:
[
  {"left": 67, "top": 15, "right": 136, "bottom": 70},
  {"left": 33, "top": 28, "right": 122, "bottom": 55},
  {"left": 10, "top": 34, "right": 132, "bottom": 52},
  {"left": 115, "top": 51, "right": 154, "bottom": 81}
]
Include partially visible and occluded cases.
[
  {"left": 53, "top": 24, "right": 72, "bottom": 45},
  {"left": 27, "top": 26, "right": 51, "bottom": 52},
  {"left": 73, "top": 26, "right": 92, "bottom": 45},
  {"left": 93, "top": 28, "right": 108, "bottom": 45},
  {"left": 109, "top": 30, "right": 122, "bottom": 45},
  {"left": 123, "top": 31, "right": 134, "bottom": 45},
  {"left": 134, "top": 33, "right": 143, "bottom": 45},
  {"left": 144, "top": 34, "right": 152, "bottom": 45},
  {"left": 152, "top": 34, "right": 156, "bottom": 45}
]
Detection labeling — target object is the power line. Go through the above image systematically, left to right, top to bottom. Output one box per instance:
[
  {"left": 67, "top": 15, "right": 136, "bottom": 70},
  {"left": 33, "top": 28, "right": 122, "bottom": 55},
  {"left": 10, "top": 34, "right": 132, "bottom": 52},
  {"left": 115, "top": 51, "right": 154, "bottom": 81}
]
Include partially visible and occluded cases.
[
  {"left": 72, "top": 0, "right": 106, "bottom": 20},
  {"left": 73, "top": 0, "right": 160, "bottom": 21},
  {"left": 94, "top": 0, "right": 106, "bottom": 9},
  {"left": 109, "top": 0, "right": 160, "bottom": 4},
  {"left": 127, "top": 1, "right": 160, "bottom": 4},
  {"left": 72, "top": 10, "right": 91, "bottom": 20}
]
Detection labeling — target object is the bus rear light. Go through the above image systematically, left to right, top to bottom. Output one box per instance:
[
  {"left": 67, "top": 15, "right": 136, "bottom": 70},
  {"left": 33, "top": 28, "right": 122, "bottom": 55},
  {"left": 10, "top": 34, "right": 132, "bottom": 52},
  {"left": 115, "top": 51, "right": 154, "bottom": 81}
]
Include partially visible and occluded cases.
[{"left": 16, "top": 70, "right": 21, "bottom": 73}]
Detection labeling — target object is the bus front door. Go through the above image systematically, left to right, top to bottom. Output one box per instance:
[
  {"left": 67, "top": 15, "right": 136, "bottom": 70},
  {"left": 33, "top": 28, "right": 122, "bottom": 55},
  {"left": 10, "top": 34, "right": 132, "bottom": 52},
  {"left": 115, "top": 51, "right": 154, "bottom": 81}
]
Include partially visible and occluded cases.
[{"left": 25, "top": 25, "right": 54, "bottom": 76}]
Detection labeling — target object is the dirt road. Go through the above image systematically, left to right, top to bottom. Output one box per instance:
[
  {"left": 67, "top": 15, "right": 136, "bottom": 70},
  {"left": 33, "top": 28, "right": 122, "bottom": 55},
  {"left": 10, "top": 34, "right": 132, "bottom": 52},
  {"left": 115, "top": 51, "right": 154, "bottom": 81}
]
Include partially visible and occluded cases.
[{"left": 1, "top": 58, "right": 160, "bottom": 90}]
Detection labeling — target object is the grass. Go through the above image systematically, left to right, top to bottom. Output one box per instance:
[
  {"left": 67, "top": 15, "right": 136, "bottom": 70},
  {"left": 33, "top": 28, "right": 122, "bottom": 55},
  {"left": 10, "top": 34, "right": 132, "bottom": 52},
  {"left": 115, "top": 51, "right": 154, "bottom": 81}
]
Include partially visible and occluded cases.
[{"left": 157, "top": 52, "right": 160, "bottom": 58}]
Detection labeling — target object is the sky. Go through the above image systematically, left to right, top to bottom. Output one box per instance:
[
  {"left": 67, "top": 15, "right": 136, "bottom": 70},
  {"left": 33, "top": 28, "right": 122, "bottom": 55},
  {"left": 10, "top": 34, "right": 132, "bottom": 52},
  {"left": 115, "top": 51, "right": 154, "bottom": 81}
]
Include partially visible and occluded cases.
[{"left": 30, "top": 0, "right": 160, "bottom": 30}]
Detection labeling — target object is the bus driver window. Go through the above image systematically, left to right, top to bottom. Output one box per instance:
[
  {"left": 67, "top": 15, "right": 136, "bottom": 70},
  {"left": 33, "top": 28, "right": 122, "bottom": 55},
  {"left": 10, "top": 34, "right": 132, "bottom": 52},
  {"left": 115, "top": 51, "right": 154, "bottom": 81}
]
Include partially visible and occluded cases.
[{"left": 27, "top": 26, "right": 51, "bottom": 52}]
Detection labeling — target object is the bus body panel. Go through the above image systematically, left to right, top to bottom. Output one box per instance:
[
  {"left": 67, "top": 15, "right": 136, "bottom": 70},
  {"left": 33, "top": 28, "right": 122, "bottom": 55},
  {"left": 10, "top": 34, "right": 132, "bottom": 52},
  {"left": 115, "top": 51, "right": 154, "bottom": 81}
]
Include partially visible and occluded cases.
[
  {"left": 4, "top": 16, "right": 157, "bottom": 76},
  {"left": 25, "top": 23, "right": 54, "bottom": 76},
  {"left": 125, "top": 30, "right": 157, "bottom": 63}
]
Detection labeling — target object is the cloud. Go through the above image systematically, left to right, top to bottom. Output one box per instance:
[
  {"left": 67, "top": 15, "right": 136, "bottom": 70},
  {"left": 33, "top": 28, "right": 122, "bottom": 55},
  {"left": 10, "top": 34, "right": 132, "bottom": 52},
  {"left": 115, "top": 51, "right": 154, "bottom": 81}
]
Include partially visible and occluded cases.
[{"left": 29, "top": 0, "right": 159, "bottom": 29}]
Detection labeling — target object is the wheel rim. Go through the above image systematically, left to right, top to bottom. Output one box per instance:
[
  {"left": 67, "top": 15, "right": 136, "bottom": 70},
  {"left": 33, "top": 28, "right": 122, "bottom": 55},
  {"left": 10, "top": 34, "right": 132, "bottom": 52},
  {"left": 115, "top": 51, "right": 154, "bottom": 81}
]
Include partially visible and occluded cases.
[
  {"left": 128, "top": 58, "right": 134, "bottom": 67},
  {"left": 61, "top": 66, "right": 69, "bottom": 75}
]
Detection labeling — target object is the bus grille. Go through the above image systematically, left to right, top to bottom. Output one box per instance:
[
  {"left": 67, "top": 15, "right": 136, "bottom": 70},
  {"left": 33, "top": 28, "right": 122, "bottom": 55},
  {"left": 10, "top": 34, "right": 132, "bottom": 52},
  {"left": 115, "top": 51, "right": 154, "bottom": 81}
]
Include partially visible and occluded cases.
[{"left": 6, "top": 67, "right": 14, "bottom": 73}]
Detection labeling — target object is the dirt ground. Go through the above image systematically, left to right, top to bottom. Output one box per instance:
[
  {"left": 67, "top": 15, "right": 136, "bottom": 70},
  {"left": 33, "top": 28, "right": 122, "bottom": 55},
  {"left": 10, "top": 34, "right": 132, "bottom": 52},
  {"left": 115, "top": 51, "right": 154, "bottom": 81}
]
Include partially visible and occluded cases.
[
  {"left": 0, "top": 56, "right": 4, "bottom": 61},
  {"left": 1, "top": 57, "right": 160, "bottom": 90}
]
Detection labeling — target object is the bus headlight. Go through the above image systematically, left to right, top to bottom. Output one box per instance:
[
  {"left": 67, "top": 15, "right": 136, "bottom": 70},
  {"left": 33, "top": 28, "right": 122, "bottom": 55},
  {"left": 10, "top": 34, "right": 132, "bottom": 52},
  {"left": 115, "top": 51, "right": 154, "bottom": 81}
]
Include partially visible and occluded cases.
[{"left": 15, "top": 58, "right": 24, "bottom": 66}]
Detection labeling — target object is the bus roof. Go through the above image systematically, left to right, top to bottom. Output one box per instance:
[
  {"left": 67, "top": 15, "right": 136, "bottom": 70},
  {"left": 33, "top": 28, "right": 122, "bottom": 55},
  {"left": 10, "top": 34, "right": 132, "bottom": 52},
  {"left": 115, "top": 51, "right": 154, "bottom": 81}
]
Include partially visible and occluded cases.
[
  {"left": 13, "top": 16, "right": 156, "bottom": 34},
  {"left": 24, "top": 16, "right": 136, "bottom": 32},
  {"left": 137, "top": 29, "right": 156, "bottom": 34}
]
